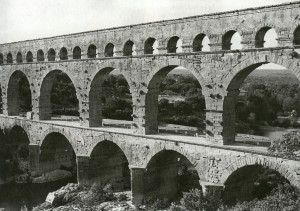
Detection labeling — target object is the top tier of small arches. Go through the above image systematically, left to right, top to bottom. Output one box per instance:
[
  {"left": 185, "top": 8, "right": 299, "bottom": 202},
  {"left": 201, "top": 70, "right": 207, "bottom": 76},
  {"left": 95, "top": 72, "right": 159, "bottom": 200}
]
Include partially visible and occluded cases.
[{"left": 1, "top": 25, "right": 300, "bottom": 65}]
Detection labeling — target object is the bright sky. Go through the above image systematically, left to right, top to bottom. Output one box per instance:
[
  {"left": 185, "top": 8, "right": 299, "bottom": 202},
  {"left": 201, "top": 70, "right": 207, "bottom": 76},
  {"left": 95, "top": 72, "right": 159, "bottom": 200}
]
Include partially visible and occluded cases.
[{"left": 0, "top": 0, "right": 298, "bottom": 44}]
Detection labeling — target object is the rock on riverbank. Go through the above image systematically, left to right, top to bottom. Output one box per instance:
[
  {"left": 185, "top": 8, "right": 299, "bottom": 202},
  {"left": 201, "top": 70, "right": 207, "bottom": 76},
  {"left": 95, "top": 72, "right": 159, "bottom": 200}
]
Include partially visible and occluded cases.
[{"left": 33, "top": 183, "right": 135, "bottom": 211}]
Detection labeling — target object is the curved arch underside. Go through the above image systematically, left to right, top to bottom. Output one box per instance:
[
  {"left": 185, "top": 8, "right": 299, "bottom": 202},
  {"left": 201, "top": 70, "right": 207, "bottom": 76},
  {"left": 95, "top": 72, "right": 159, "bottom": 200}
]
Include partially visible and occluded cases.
[
  {"left": 39, "top": 70, "right": 78, "bottom": 120},
  {"left": 7, "top": 71, "right": 32, "bottom": 116},
  {"left": 39, "top": 132, "right": 76, "bottom": 175},
  {"left": 88, "top": 140, "right": 131, "bottom": 191},
  {"left": 144, "top": 150, "right": 200, "bottom": 200},
  {"left": 222, "top": 164, "right": 289, "bottom": 205}
]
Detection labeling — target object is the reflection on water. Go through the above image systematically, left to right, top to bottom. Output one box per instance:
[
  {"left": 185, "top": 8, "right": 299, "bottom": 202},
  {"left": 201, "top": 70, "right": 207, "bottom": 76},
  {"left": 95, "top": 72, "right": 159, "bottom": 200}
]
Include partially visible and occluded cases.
[{"left": 0, "top": 177, "right": 75, "bottom": 211}]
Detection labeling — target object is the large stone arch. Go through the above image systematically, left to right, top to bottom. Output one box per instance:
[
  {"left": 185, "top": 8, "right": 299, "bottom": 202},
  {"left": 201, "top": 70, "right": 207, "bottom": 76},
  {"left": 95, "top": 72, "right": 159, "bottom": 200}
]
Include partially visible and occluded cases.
[
  {"left": 221, "top": 52, "right": 300, "bottom": 144},
  {"left": 223, "top": 53, "right": 300, "bottom": 90},
  {"left": 143, "top": 57, "right": 209, "bottom": 134},
  {"left": 144, "top": 57, "right": 207, "bottom": 91},
  {"left": 86, "top": 61, "right": 135, "bottom": 94},
  {"left": 87, "top": 64, "right": 134, "bottom": 127},
  {"left": 41, "top": 65, "right": 80, "bottom": 94},
  {"left": 39, "top": 67, "right": 80, "bottom": 120},
  {"left": 6, "top": 70, "right": 32, "bottom": 116},
  {"left": 8, "top": 122, "right": 32, "bottom": 144},
  {"left": 39, "top": 127, "right": 77, "bottom": 154},
  {"left": 39, "top": 131, "right": 77, "bottom": 177},
  {"left": 85, "top": 135, "right": 131, "bottom": 163},
  {"left": 86, "top": 139, "right": 131, "bottom": 190},
  {"left": 143, "top": 144, "right": 198, "bottom": 169},
  {"left": 143, "top": 148, "right": 201, "bottom": 200},
  {"left": 220, "top": 156, "right": 300, "bottom": 188}
]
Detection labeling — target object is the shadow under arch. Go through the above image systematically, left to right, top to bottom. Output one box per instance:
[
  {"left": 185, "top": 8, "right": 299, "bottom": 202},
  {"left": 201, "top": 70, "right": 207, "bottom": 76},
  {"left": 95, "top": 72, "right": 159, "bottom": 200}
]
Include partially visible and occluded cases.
[
  {"left": 255, "top": 26, "right": 278, "bottom": 48},
  {"left": 144, "top": 37, "right": 157, "bottom": 54},
  {"left": 144, "top": 65, "right": 206, "bottom": 134},
  {"left": 88, "top": 67, "right": 133, "bottom": 127},
  {"left": 39, "top": 69, "right": 79, "bottom": 120},
  {"left": 7, "top": 70, "right": 32, "bottom": 116},
  {"left": 0, "top": 125, "right": 30, "bottom": 180},
  {"left": 9, "top": 125, "right": 30, "bottom": 160},
  {"left": 39, "top": 132, "right": 77, "bottom": 179},
  {"left": 87, "top": 140, "right": 131, "bottom": 191},
  {"left": 144, "top": 149, "right": 200, "bottom": 201},
  {"left": 222, "top": 164, "right": 290, "bottom": 206}
]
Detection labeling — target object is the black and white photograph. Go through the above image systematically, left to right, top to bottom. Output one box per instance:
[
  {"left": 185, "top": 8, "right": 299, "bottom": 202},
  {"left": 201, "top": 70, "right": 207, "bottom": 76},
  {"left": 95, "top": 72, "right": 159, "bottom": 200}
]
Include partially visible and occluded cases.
[{"left": 0, "top": 0, "right": 300, "bottom": 210}]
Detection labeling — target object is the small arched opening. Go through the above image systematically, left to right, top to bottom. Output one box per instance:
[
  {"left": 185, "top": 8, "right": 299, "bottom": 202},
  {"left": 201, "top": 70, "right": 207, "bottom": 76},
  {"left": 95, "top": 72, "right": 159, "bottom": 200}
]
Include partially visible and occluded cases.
[
  {"left": 255, "top": 27, "right": 278, "bottom": 48},
  {"left": 222, "top": 30, "right": 242, "bottom": 50},
  {"left": 193, "top": 34, "right": 210, "bottom": 52},
  {"left": 167, "top": 36, "right": 183, "bottom": 53},
  {"left": 144, "top": 37, "right": 158, "bottom": 54},
  {"left": 123, "top": 40, "right": 136, "bottom": 56},
  {"left": 104, "top": 43, "right": 115, "bottom": 57},
  {"left": 87, "top": 44, "right": 97, "bottom": 58},
  {"left": 73, "top": 46, "right": 81, "bottom": 59},
  {"left": 59, "top": 47, "right": 68, "bottom": 60},
  {"left": 47, "top": 48, "right": 56, "bottom": 61},
  {"left": 37, "top": 49, "right": 45, "bottom": 62},
  {"left": 26, "top": 51, "right": 33, "bottom": 62},
  {"left": 16, "top": 52, "right": 23, "bottom": 63},
  {"left": 0, "top": 53, "right": 3, "bottom": 64},
  {"left": 7, "top": 53, "right": 13, "bottom": 64},
  {"left": 7, "top": 71, "right": 32, "bottom": 116},
  {"left": 88, "top": 140, "right": 130, "bottom": 191},
  {"left": 144, "top": 150, "right": 200, "bottom": 202}
]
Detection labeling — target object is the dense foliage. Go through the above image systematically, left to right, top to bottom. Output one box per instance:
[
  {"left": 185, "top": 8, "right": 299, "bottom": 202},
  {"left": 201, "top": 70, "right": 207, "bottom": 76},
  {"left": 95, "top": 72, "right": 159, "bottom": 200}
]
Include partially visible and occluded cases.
[
  {"left": 51, "top": 73, "right": 79, "bottom": 116},
  {"left": 156, "top": 74, "right": 205, "bottom": 128},
  {"left": 101, "top": 75, "right": 132, "bottom": 120},
  {"left": 236, "top": 83, "right": 300, "bottom": 134},
  {"left": 269, "top": 130, "right": 300, "bottom": 159},
  {"left": 225, "top": 184, "right": 300, "bottom": 211}
]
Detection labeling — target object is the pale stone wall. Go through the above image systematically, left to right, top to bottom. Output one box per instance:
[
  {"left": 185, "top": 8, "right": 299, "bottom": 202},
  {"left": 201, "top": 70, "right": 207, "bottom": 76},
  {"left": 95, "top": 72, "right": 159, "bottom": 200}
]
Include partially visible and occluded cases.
[
  {"left": 0, "top": 49, "right": 299, "bottom": 144},
  {"left": 1, "top": 115, "right": 300, "bottom": 189}
]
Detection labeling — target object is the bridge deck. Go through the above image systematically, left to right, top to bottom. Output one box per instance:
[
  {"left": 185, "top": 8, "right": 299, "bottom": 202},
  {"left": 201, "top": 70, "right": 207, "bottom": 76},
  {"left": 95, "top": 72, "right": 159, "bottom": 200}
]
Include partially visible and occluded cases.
[{"left": 29, "top": 118, "right": 270, "bottom": 155}]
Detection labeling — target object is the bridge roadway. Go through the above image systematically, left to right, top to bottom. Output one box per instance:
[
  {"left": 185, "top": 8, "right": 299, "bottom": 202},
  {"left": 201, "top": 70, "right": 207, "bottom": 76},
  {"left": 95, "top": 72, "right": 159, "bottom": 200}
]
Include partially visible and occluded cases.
[{"left": 1, "top": 114, "right": 300, "bottom": 204}]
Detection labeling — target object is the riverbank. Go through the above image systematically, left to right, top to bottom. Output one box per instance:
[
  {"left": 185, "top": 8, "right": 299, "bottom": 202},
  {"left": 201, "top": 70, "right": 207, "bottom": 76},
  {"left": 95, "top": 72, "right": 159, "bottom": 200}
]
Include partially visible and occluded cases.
[
  {"left": 0, "top": 177, "right": 76, "bottom": 210},
  {"left": 33, "top": 183, "right": 134, "bottom": 211}
]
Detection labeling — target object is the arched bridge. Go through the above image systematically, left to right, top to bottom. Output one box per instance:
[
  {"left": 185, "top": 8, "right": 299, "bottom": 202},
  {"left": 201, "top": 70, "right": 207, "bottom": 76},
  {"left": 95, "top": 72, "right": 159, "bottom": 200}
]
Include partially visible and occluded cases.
[{"left": 1, "top": 1, "right": 300, "bottom": 204}]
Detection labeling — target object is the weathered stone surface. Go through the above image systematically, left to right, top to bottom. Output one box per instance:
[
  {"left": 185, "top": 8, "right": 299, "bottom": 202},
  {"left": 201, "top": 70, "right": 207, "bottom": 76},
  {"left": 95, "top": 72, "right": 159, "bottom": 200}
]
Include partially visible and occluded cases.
[{"left": 1, "top": 1, "right": 300, "bottom": 205}]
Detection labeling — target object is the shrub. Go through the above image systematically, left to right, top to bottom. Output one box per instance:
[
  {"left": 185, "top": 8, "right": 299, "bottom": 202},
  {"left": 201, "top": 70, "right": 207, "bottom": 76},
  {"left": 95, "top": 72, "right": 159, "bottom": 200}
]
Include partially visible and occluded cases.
[
  {"left": 269, "top": 130, "right": 300, "bottom": 159},
  {"left": 227, "top": 184, "right": 300, "bottom": 211},
  {"left": 169, "top": 189, "right": 222, "bottom": 211}
]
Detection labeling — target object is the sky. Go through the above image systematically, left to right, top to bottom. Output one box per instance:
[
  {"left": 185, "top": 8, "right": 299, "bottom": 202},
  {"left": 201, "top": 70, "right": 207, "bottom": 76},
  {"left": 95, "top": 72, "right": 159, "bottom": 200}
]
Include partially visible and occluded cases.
[{"left": 0, "top": 0, "right": 298, "bottom": 44}]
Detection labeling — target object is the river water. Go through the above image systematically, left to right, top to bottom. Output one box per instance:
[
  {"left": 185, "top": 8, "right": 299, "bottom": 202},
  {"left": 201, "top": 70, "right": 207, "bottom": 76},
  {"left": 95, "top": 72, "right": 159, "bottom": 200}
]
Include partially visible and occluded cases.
[{"left": 0, "top": 177, "right": 75, "bottom": 211}]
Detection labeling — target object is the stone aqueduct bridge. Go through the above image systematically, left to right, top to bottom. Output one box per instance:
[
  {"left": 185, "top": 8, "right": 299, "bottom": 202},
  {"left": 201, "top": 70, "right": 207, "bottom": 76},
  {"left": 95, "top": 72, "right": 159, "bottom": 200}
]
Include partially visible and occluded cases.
[{"left": 1, "top": 1, "right": 300, "bottom": 204}]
